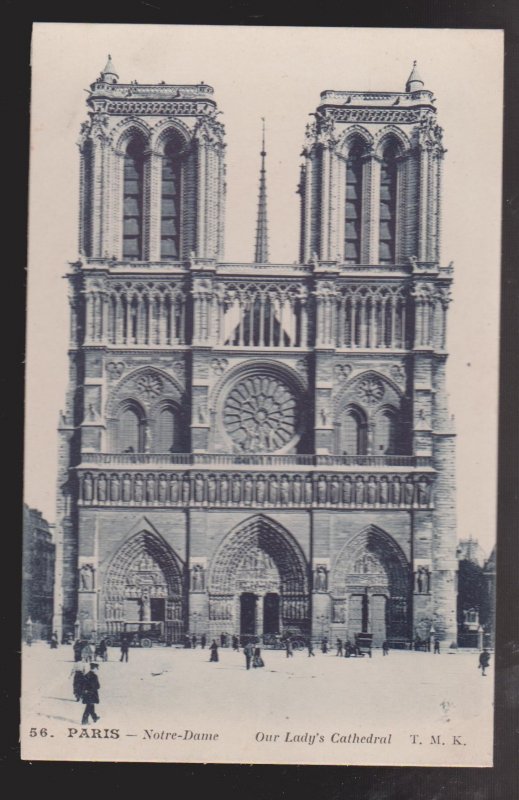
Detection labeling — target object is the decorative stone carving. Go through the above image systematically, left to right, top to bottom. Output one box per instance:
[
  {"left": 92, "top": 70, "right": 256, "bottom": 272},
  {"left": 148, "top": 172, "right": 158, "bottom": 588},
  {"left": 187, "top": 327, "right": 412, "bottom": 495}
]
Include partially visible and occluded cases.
[
  {"left": 211, "top": 358, "right": 228, "bottom": 375},
  {"left": 106, "top": 361, "right": 125, "bottom": 379},
  {"left": 334, "top": 363, "right": 352, "bottom": 382},
  {"left": 136, "top": 372, "right": 163, "bottom": 400},
  {"left": 223, "top": 376, "right": 298, "bottom": 453},
  {"left": 356, "top": 377, "right": 385, "bottom": 405},
  {"left": 79, "top": 563, "right": 95, "bottom": 591},
  {"left": 314, "top": 565, "right": 328, "bottom": 591}
]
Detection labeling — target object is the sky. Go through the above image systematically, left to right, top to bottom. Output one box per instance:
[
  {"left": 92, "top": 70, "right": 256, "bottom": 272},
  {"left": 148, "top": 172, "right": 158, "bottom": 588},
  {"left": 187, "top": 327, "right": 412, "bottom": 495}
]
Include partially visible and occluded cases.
[{"left": 25, "top": 24, "right": 503, "bottom": 555}]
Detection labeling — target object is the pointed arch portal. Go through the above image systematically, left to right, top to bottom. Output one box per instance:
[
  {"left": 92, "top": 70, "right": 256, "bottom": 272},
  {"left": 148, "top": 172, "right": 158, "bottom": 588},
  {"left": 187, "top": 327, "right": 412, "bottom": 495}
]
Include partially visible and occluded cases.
[
  {"left": 209, "top": 516, "right": 310, "bottom": 638},
  {"left": 332, "top": 526, "right": 410, "bottom": 645},
  {"left": 103, "top": 530, "right": 185, "bottom": 643}
]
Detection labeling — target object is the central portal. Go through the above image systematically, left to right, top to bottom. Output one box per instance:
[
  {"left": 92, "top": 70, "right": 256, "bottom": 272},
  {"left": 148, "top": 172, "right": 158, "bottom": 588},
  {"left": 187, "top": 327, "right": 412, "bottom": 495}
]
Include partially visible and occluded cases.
[
  {"left": 209, "top": 515, "right": 310, "bottom": 640},
  {"left": 240, "top": 593, "right": 257, "bottom": 636}
]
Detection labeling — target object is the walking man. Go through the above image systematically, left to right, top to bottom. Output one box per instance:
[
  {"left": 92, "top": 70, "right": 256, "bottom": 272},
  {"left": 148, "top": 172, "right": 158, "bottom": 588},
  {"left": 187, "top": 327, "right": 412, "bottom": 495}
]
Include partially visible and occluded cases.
[
  {"left": 201, "top": 633, "right": 206, "bottom": 649},
  {"left": 192, "top": 634, "right": 197, "bottom": 649},
  {"left": 120, "top": 635, "right": 130, "bottom": 662},
  {"left": 434, "top": 637, "right": 440, "bottom": 654},
  {"left": 285, "top": 638, "right": 293, "bottom": 658},
  {"left": 336, "top": 638, "right": 343, "bottom": 657},
  {"left": 210, "top": 639, "right": 219, "bottom": 662},
  {"left": 307, "top": 639, "right": 315, "bottom": 657},
  {"left": 243, "top": 640, "right": 253, "bottom": 670},
  {"left": 382, "top": 640, "right": 390, "bottom": 656},
  {"left": 479, "top": 648, "right": 491, "bottom": 676},
  {"left": 81, "top": 662, "right": 100, "bottom": 724}
]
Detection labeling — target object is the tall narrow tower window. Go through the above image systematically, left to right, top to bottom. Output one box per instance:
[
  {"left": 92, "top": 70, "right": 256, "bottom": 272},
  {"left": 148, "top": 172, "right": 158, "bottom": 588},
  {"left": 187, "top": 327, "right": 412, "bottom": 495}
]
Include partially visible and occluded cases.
[
  {"left": 123, "top": 139, "right": 144, "bottom": 260},
  {"left": 161, "top": 140, "right": 181, "bottom": 259},
  {"left": 345, "top": 141, "right": 364, "bottom": 264},
  {"left": 379, "top": 141, "right": 398, "bottom": 265}
]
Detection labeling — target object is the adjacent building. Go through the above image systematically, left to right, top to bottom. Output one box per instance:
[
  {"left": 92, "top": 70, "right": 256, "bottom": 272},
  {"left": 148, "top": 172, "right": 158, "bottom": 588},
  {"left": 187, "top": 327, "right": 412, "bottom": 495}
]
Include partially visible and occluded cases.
[
  {"left": 53, "top": 57, "right": 457, "bottom": 646},
  {"left": 23, "top": 505, "right": 55, "bottom": 639}
]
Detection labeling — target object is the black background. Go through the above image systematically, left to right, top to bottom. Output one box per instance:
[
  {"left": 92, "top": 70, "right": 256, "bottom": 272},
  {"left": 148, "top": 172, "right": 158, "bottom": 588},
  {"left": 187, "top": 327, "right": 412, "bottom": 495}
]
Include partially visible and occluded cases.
[{"left": 4, "top": 2, "right": 518, "bottom": 797}]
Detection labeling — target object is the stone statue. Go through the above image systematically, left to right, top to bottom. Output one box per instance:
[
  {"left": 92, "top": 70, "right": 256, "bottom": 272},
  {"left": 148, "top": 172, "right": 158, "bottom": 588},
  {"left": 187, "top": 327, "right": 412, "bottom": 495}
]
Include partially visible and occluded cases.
[
  {"left": 320, "top": 408, "right": 328, "bottom": 426},
  {"left": 83, "top": 473, "right": 93, "bottom": 502},
  {"left": 122, "top": 473, "right": 132, "bottom": 502},
  {"left": 97, "top": 474, "right": 107, "bottom": 502},
  {"left": 110, "top": 474, "right": 120, "bottom": 502},
  {"left": 134, "top": 474, "right": 143, "bottom": 502},
  {"left": 146, "top": 474, "right": 155, "bottom": 502},
  {"left": 158, "top": 474, "right": 167, "bottom": 503},
  {"left": 170, "top": 474, "right": 179, "bottom": 503},
  {"left": 195, "top": 474, "right": 205, "bottom": 503},
  {"left": 207, "top": 474, "right": 217, "bottom": 504},
  {"left": 182, "top": 475, "right": 190, "bottom": 504},
  {"left": 220, "top": 475, "right": 229, "bottom": 505},
  {"left": 232, "top": 475, "right": 241, "bottom": 504},
  {"left": 256, "top": 475, "right": 266, "bottom": 504},
  {"left": 269, "top": 475, "right": 278, "bottom": 504},
  {"left": 244, "top": 476, "right": 253, "bottom": 505},
  {"left": 280, "top": 476, "right": 290, "bottom": 505},
  {"left": 292, "top": 476, "right": 302, "bottom": 505},
  {"left": 317, "top": 476, "right": 327, "bottom": 504},
  {"left": 355, "top": 476, "right": 365, "bottom": 505},
  {"left": 367, "top": 476, "right": 377, "bottom": 505},
  {"left": 392, "top": 476, "right": 401, "bottom": 506},
  {"left": 304, "top": 477, "right": 313, "bottom": 505},
  {"left": 330, "top": 477, "right": 340, "bottom": 504},
  {"left": 342, "top": 477, "right": 352, "bottom": 504},
  {"left": 379, "top": 477, "right": 389, "bottom": 505},
  {"left": 405, "top": 477, "right": 415, "bottom": 506},
  {"left": 417, "top": 477, "right": 428, "bottom": 506},
  {"left": 79, "top": 563, "right": 94, "bottom": 591},
  {"left": 192, "top": 565, "right": 203, "bottom": 591},
  {"left": 315, "top": 566, "right": 327, "bottom": 591},
  {"left": 140, "top": 588, "right": 151, "bottom": 622}
]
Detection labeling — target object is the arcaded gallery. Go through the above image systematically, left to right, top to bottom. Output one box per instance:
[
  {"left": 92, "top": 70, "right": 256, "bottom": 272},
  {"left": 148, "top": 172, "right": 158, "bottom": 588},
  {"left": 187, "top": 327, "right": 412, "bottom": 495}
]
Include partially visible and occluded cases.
[{"left": 54, "top": 57, "right": 458, "bottom": 648}]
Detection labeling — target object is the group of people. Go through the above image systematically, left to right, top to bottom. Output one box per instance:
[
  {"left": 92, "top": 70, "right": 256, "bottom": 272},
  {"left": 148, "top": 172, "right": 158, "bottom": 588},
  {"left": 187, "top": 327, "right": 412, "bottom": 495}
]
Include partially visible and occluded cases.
[{"left": 73, "top": 637, "right": 109, "bottom": 663}]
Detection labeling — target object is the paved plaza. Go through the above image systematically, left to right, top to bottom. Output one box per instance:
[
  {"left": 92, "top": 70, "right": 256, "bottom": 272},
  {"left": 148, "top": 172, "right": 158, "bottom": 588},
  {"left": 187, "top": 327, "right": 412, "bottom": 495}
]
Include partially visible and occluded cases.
[{"left": 21, "top": 642, "right": 494, "bottom": 765}]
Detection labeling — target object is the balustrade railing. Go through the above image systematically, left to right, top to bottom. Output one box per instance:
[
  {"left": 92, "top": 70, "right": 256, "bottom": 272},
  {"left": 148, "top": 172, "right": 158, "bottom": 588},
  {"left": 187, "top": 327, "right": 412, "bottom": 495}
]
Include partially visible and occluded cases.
[{"left": 80, "top": 452, "right": 429, "bottom": 468}]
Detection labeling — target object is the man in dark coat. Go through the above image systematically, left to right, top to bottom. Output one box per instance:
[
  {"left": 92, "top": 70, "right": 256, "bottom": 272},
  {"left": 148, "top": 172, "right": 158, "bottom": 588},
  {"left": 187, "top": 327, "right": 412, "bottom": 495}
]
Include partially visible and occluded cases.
[
  {"left": 200, "top": 633, "right": 206, "bottom": 649},
  {"left": 120, "top": 636, "right": 130, "bottom": 662},
  {"left": 434, "top": 637, "right": 440, "bottom": 654},
  {"left": 73, "top": 639, "right": 83, "bottom": 662},
  {"left": 209, "top": 640, "right": 219, "bottom": 662},
  {"left": 243, "top": 640, "right": 254, "bottom": 670},
  {"left": 382, "top": 640, "right": 390, "bottom": 656},
  {"left": 479, "top": 649, "right": 491, "bottom": 676},
  {"left": 81, "top": 663, "right": 100, "bottom": 724}
]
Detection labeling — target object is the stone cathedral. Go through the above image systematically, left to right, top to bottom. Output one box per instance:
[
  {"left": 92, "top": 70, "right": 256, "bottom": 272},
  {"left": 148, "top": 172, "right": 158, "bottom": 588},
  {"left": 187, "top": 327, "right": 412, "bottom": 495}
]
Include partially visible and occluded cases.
[{"left": 54, "top": 57, "right": 458, "bottom": 647}]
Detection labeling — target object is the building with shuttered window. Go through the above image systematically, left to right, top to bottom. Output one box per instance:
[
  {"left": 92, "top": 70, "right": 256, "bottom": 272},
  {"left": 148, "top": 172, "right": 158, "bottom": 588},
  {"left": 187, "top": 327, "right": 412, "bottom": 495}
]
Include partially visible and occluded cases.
[{"left": 53, "top": 58, "right": 457, "bottom": 647}]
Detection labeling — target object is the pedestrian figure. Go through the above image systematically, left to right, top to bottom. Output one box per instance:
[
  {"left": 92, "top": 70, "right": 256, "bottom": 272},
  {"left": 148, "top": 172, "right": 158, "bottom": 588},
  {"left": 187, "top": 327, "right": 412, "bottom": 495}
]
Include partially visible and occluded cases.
[
  {"left": 50, "top": 632, "right": 59, "bottom": 649},
  {"left": 220, "top": 632, "right": 227, "bottom": 648},
  {"left": 201, "top": 633, "right": 206, "bottom": 649},
  {"left": 192, "top": 634, "right": 197, "bottom": 649},
  {"left": 232, "top": 635, "right": 239, "bottom": 651},
  {"left": 120, "top": 636, "right": 130, "bottom": 662},
  {"left": 321, "top": 637, "right": 328, "bottom": 654},
  {"left": 434, "top": 637, "right": 440, "bottom": 654},
  {"left": 95, "top": 638, "right": 108, "bottom": 662},
  {"left": 285, "top": 638, "right": 293, "bottom": 658},
  {"left": 336, "top": 638, "right": 343, "bottom": 657},
  {"left": 73, "top": 639, "right": 82, "bottom": 662},
  {"left": 210, "top": 639, "right": 219, "bottom": 662},
  {"left": 307, "top": 639, "right": 315, "bottom": 657},
  {"left": 81, "top": 640, "right": 93, "bottom": 663},
  {"left": 243, "top": 640, "right": 254, "bottom": 670},
  {"left": 344, "top": 640, "right": 352, "bottom": 658},
  {"left": 382, "top": 640, "right": 390, "bottom": 656},
  {"left": 252, "top": 646, "right": 265, "bottom": 668},
  {"left": 479, "top": 648, "right": 490, "bottom": 676},
  {"left": 81, "top": 662, "right": 100, "bottom": 724},
  {"left": 71, "top": 665, "right": 85, "bottom": 701}
]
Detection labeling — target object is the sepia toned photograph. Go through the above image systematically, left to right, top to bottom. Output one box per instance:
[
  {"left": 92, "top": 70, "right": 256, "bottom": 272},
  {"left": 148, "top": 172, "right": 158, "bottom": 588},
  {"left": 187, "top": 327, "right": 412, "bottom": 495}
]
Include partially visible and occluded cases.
[{"left": 22, "top": 23, "right": 503, "bottom": 765}]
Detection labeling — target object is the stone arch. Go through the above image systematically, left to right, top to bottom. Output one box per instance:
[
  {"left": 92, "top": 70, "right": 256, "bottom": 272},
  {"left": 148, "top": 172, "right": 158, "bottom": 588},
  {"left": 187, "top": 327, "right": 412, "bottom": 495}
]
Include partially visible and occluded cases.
[
  {"left": 111, "top": 118, "right": 152, "bottom": 152},
  {"left": 150, "top": 118, "right": 192, "bottom": 155},
  {"left": 338, "top": 125, "right": 374, "bottom": 156},
  {"left": 373, "top": 125, "right": 411, "bottom": 158},
  {"left": 106, "top": 366, "right": 184, "bottom": 418},
  {"left": 334, "top": 370, "right": 403, "bottom": 417},
  {"left": 208, "top": 515, "right": 310, "bottom": 636},
  {"left": 332, "top": 525, "right": 410, "bottom": 642},
  {"left": 103, "top": 528, "right": 185, "bottom": 642}
]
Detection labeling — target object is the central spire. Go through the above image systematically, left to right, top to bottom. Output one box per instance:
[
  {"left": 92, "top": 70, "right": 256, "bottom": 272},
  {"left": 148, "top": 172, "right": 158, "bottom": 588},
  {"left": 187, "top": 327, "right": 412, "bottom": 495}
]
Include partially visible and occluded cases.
[{"left": 254, "top": 118, "right": 269, "bottom": 264}]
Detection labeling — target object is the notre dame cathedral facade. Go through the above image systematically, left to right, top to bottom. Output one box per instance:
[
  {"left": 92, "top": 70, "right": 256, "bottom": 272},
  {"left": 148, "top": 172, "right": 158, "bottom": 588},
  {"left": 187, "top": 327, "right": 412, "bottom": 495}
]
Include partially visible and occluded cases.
[{"left": 53, "top": 57, "right": 457, "bottom": 647}]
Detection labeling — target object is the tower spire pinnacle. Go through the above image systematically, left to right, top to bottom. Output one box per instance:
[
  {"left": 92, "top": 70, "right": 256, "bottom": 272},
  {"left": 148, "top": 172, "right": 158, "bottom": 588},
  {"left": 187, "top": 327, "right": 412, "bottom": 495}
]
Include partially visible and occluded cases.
[
  {"left": 101, "top": 54, "right": 119, "bottom": 84},
  {"left": 405, "top": 60, "right": 424, "bottom": 93},
  {"left": 254, "top": 117, "right": 269, "bottom": 264}
]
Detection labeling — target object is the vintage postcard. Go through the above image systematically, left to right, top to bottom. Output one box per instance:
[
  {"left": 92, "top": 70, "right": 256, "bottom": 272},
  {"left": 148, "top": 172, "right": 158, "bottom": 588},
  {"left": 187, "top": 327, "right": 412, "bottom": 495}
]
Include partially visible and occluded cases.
[{"left": 22, "top": 23, "right": 503, "bottom": 765}]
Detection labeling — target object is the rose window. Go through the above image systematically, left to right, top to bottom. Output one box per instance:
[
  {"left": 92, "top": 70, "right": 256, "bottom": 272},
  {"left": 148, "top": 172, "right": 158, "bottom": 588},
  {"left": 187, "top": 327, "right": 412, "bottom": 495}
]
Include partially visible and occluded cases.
[
  {"left": 136, "top": 373, "right": 163, "bottom": 400},
  {"left": 224, "top": 376, "right": 298, "bottom": 452},
  {"left": 356, "top": 377, "right": 384, "bottom": 405}
]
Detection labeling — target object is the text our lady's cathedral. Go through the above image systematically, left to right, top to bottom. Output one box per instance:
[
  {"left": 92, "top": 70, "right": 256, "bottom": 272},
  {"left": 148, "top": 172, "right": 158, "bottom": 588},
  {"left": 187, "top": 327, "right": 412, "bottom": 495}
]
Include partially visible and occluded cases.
[{"left": 54, "top": 57, "right": 458, "bottom": 647}]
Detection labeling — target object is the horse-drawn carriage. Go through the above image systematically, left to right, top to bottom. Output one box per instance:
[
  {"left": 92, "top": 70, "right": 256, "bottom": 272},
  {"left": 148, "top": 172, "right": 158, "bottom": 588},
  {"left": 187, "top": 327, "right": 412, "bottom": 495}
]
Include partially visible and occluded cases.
[{"left": 345, "top": 633, "right": 373, "bottom": 657}]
